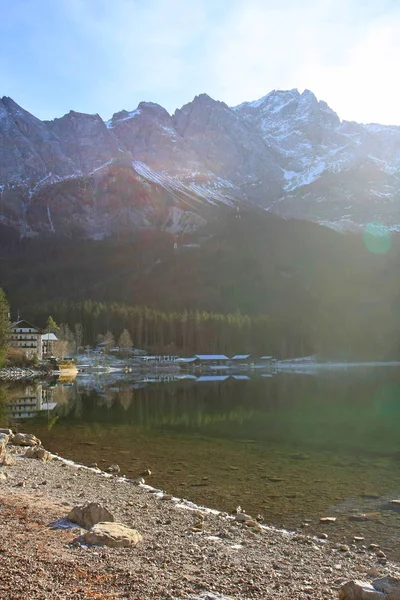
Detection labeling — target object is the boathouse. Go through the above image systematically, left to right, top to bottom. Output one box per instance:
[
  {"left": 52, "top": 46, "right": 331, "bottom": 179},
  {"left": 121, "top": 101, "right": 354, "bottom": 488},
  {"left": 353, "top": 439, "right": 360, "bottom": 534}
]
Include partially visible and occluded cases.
[{"left": 194, "top": 354, "right": 230, "bottom": 365}]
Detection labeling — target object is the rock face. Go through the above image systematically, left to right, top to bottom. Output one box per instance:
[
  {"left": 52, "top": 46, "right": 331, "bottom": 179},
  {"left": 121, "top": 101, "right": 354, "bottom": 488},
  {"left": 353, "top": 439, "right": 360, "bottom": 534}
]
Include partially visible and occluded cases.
[
  {"left": 2, "top": 89, "right": 400, "bottom": 237},
  {"left": 173, "top": 93, "right": 283, "bottom": 204},
  {"left": 45, "top": 111, "right": 121, "bottom": 174},
  {"left": 12, "top": 433, "right": 41, "bottom": 446},
  {"left": 67, "top": 502, "right": 114, "bottom": 529},
  {"left": 84, "top": 522, "right": 142, "bottom": 548},
  {"left": 339, "top": 577, "right": 400, "bottom": 599}
]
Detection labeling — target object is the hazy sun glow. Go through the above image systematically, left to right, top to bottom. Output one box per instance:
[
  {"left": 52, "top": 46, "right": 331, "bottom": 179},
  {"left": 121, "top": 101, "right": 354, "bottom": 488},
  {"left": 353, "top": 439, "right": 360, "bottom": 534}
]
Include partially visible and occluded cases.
[{"left": 1, "top": 0, "right": 400, "bottom": 124}]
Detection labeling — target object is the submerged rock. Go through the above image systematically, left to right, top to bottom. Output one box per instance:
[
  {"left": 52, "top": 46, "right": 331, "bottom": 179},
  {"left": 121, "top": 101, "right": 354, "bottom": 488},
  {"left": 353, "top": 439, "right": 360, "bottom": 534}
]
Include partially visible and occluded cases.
[
  {"left": 107, "top": 464, "right": 120, "bottom": 474},
  {"left": 139, "top": 468, "right": 152, "bottom": 477},
  {"left": 381, "top": 500, "right": 400, "bottom": 513},
  {"left": 68, "top": 502, "right": 114, "bottom": 529},
  {"left": 348, "top": 513, "right": 381, "bottom": 522},
  {"left": 84, "top": 522, "right": 142, "bottom": 548}
]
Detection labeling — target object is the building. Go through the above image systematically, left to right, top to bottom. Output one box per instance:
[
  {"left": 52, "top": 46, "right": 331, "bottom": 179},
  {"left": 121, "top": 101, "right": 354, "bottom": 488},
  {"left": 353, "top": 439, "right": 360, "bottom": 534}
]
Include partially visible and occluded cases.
[
  {"left": 8, "top": 320, "right": 58, "bottom": 360},
  {"left": 9, "top": 320, "right": 44, "bottom": 359},
  {"left": 42, "top": 332, "right": 58, "bottom": 358},
  {"left": 194, "top": 354, "right": 229, "bottom": 362},
  {"left": 231, "top": 354, "right": 251, "bottom": 365}
]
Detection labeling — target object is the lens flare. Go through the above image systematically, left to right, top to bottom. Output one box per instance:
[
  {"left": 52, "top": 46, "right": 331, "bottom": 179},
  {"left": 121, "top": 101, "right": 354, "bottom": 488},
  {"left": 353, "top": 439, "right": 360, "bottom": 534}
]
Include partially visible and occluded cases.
[{"left": 363, "top": 222, "right": 391, "bottom": 254}]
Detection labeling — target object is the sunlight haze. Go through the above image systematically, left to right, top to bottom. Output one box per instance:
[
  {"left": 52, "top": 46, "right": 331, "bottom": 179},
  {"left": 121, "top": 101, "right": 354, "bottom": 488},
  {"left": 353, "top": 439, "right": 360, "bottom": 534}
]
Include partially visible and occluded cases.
[{"left": 1, "top": 0, "right": 400, "bottom": 124}]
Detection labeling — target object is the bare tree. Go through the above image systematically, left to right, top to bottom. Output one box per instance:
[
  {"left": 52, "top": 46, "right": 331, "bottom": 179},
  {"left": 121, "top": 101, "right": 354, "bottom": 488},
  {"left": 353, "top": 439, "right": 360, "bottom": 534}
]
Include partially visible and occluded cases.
[
  {"left": 74, "top": 323, "right": 84, "bottom": 352},
  {"left": 103, "top": 331, "right": 115, "bottom": 352},
  {"left": 53, "top": 340, "right": 69, "bottom": 359}
]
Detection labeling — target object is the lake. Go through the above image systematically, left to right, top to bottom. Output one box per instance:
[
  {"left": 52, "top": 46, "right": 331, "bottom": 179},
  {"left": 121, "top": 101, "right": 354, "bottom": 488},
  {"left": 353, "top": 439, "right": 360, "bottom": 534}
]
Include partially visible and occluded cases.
[{"left": 2, "top": 366, "right": 400, "bottom": 559}]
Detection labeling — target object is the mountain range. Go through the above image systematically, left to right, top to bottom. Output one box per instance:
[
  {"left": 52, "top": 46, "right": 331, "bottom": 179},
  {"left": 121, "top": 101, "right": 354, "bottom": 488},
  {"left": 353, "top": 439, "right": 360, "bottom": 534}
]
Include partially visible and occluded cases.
[{"left": 1, "top": 89, "right": 400, "bottom": 238}]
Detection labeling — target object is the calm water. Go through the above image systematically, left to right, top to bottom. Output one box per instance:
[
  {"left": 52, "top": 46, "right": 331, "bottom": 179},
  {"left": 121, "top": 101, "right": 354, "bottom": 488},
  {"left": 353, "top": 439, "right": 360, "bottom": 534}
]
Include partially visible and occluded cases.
[{"left": 2, "top": 367, "right": 400, "bottom": 557}]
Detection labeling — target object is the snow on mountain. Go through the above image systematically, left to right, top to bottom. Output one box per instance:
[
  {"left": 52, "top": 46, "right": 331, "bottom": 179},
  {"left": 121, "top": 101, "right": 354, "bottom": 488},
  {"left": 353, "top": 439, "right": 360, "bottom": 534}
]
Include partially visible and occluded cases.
[{"left": 1, "top": 89, "right": 400, "bottom": 236}]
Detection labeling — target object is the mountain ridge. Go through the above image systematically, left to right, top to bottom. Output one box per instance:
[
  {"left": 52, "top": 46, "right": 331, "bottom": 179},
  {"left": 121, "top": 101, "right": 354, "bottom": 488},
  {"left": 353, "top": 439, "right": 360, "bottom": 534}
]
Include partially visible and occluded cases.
[{"left": 1, "top": 89, "right": 400, "bottom": 237}]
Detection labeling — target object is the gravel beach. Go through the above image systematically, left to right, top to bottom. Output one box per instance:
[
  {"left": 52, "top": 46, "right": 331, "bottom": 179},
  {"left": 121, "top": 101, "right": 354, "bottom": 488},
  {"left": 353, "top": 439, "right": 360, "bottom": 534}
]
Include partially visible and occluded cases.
[{"left": 0, "top": 440, "right": 399, "bottom": 600}]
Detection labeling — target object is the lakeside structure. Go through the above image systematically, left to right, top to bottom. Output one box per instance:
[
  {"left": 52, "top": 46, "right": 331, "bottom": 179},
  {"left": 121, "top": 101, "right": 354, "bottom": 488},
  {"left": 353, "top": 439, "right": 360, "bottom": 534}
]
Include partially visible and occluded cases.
[{"left": 8, "top": 320, "right": 58, "bottom": 360}]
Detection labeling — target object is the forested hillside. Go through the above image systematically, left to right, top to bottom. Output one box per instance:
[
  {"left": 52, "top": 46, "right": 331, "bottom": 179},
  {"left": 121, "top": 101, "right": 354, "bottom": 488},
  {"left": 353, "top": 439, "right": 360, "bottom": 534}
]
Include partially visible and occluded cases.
[{"left": 1, "top": 210, "right": 399, "bottom": 359}]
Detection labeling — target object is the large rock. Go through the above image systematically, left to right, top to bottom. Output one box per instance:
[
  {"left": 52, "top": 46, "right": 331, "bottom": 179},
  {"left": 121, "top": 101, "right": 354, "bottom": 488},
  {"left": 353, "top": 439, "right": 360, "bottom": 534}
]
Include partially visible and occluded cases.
[
  {"left": 0, "top": 433, "right": 10, "bottom": 457},
  {"left": 13, "top": 433, "right": 41, "bottom": 446},
  {"left": 24, "top": 446, "right": 52, "bottom": 461},
  {"left": 67, "top": 502, "right": 114, "bottom": 529},
  {"left": 84, "top": 522, "right": 142, "bottom": 548},
  {"left": 339, "top": 577, "right": 400, "bottom": 599}
]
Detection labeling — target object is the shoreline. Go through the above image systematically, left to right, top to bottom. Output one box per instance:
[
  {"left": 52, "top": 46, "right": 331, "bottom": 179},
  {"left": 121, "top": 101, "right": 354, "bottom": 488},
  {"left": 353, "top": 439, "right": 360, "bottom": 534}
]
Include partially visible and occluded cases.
[{"left": 0, "top": 436, "right": 399, "bottom": 599}]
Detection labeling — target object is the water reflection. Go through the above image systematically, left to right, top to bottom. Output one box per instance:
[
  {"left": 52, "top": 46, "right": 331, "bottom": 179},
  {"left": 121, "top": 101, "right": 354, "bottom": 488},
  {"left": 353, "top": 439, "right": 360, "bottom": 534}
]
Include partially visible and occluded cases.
[
  {"left": 1, "top": 368, "right": 400, "bottom": 556},
  {"left": 5, "top": 383, "right": 57, "bottom": 420}
]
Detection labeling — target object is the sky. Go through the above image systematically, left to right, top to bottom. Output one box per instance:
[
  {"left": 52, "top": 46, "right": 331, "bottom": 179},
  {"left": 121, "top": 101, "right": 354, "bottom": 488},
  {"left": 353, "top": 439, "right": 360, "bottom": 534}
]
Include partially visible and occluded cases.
[{"left": 1, "top": 0, "right": 400, "bottom": 124}]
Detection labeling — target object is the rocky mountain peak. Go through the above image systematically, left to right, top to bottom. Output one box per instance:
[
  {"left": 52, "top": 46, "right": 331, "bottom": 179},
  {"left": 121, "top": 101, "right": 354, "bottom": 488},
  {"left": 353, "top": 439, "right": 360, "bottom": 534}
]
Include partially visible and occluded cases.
[
  {"left": 1, "top": 89, "right": 400, "bottom": 237},
  {"left": 108, "top": 102, "right": 170, "bottom": 130},
  {"left": 46, "top": 109, "right": 120, "bottom": 173}
]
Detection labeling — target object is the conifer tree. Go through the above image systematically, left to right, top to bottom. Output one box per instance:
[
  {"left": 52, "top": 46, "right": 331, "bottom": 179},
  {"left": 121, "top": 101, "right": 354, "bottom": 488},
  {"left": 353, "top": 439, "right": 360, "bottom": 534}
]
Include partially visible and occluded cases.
[
  {"left": 45, "top": 316, "right": 59, "bottom": 334},
  {"left": 118, "top": 329, "right": 133, "bottom": 353}
]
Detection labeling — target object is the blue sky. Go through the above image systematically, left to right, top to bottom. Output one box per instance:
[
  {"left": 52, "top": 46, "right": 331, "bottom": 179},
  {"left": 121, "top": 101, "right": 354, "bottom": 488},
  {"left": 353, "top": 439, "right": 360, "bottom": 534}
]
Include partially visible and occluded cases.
[{"left": 2, "top": 0, "right": 400, "bottom": 124}]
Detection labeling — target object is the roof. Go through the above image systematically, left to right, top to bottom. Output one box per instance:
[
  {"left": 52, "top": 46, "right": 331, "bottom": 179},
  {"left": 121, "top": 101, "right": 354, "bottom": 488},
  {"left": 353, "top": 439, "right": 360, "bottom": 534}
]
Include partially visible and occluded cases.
[
  {"left": 9, "top": 320, "right": 43, "bottom": 333},
  {"left": 42, "top": 333, "right": 58, "bottom": 341},
  {"left": 195, "top": 354, "right": 229, "bottom": 361},
  {"left": 231, "top": 354, "right": 250, "bottom": 360},
  {"left": 260, "top": 356, "right": 274, "bottom": 360},
  {"left": 176, "top": 357, "right": 197, "bottom": 363},
  {"left": 196, "top": 375, "right": 230, "bottom": 382},
  {"left": 232, "top": 375, "right": 250, "bottom": 380}
]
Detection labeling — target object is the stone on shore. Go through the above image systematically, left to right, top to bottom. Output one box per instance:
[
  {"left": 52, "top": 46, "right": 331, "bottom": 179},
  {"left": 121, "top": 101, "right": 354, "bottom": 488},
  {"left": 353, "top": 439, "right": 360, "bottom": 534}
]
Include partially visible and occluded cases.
[
  {"left": 0, "top": 432, "right": 10, "bottom": 457},
  {"left": 13, "top": 433, "right": 41, "bottom": 447},
  {"left": 24, "top": 447, "right": 53, "bottom": 461},
  {"left": 68, "top": 502, "right": 115, "bottom": 529},
  {"left": 234, "top": 513, "right": 253, "bottom": 522},
  {"left": 84, "top": 522, "right": 142, "bottom": 548},
  {"left": 339, "top": 576, "right": 400, "bottom": 599}
]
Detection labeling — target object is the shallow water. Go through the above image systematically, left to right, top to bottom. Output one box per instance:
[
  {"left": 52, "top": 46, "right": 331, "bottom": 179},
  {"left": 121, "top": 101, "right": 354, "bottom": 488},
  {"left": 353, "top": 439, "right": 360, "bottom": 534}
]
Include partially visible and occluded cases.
[{"left": 2, "top": 367, "right": 400, "bottom": 558}]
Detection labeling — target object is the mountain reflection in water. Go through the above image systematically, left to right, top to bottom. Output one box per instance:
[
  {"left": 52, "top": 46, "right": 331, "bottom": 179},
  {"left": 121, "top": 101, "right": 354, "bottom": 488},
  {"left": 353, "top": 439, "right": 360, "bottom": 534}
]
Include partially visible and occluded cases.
[{"left": 2, "top": 367, "right": 400, "bottom": 558}]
